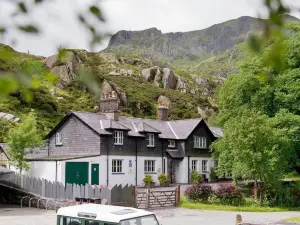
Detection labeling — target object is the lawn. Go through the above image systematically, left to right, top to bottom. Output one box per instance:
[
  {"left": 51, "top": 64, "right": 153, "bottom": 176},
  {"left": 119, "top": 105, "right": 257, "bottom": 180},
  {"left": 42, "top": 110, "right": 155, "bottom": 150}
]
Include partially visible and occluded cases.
[
  {"left": 180, "top": 197, "right": 300, "bottom": 212},
  {"left": 284, "top": 217, "right": 300, "bottom": 223}
]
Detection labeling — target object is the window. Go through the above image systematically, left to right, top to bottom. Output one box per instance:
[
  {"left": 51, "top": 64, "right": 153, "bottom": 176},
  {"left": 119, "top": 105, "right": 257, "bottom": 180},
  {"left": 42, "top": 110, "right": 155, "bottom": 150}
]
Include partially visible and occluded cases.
[
  {"left": 114, "top": 131, "right": 123, "bottom": 145},
  {"left": 55, "top": 133, "right": 62, "bottom": 145},
  {"left": 147, "top": 134, "right": 155, "bottom": 147},
  {"left": 193, "top": 136, "right": 207, "bottom": 149},
  {"left": 168, "top": 140, "right": 176, "bottom": 148},
  {"left": 112, "top": 160, "right": 122, "bottom": 173},
  {"left": 144, "top": 160, "right": 155, "bottom": 173},
  {"left": 191, "top": 160, "right": 197, "bottom": 171},
  {"left": 202, "top": 160, "right": 208, "bottom": 172},
  {"left": 120, "top": 215, "right": 158, "bottom": 225},
  {"left": 60, "top": 217, "right": 81, "bottom": 225},
  {"left": 85, "top": 221, "right": 99, "bottom": 225}
]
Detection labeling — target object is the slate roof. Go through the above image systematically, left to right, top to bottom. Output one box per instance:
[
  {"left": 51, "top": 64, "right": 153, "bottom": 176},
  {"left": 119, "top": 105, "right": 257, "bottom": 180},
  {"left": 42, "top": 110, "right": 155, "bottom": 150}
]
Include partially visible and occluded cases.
[
  {"left": 46, "top": 111, "right": 223, "bottom": 140},
  {"left": 72, "top": 111, "right": 222, "bottom": 139}
]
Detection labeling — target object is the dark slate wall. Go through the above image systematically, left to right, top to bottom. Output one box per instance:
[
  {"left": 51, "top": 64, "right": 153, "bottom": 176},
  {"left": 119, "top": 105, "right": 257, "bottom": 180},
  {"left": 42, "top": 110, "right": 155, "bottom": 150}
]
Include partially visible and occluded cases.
[
  {"left": 49, "top": 116, "right": 100, "bottom": 156},
  {"left": 185, "top": 120, "right": 215, "bottom": 157}
]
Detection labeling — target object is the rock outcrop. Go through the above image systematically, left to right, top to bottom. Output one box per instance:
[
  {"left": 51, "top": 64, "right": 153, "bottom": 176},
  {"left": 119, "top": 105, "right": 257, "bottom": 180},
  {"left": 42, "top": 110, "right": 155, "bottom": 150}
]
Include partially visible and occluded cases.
[
  {"left": 42, "top": 51, "right": 83, "bottom": 89},
  {"left": 0, "top": 112, "right": 20, "bottom": 122}
]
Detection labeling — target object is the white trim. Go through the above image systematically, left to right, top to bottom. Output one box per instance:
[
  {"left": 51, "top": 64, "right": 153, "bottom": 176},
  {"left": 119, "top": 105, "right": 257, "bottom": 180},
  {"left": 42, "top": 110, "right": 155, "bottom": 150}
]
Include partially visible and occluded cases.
[
  {"left": 100, "top": 120, "right": 104, "bottom": 129},
  {"left": 132, "top": 122, "right": 138, "bottom": 132},
  {"left": 167, "top": 122, "right": 178, "bottom": 139},
  {"left": 114, "top": 131, "right": 123, "bottom": 145},
  {"left": 147, "top": 133, "right": 155, "bottom": 147},
  {"left": 168, "top": 140, "right": 176, "bottom": 148}
]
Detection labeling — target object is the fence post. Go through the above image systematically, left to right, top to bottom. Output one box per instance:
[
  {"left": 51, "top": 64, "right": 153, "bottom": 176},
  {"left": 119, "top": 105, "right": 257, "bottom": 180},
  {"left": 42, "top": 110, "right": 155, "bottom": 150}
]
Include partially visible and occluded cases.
[
  {"left": 175, "top": 184, "right": 180, "bottom": 205},
  {"left": 132, "top": 186, "right": 136, "bottom": 207},
  {"left": 145, "top": 189, "right": 150, "bottom": 210}
]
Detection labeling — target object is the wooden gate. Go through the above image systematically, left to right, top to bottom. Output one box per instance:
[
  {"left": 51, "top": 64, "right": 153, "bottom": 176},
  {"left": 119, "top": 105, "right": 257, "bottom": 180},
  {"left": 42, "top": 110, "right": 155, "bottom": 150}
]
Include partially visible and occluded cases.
[{"left": 134, "top": 185, "right": 180, "bottom": 209}]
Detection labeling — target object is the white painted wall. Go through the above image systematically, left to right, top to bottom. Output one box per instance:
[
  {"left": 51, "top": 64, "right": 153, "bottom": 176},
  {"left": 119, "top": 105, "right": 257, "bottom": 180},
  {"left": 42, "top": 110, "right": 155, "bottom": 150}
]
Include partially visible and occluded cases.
[
  {"left": 137, "top": 156, "right": 163, "bottom": 186},
  {"left": 28, "top": 161, "right": 57, "bottom": 181}
]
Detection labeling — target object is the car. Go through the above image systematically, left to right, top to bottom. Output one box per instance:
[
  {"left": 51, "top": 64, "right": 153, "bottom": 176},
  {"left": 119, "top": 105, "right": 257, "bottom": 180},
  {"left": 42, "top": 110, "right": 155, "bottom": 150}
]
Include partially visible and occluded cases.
[{"left": 56, "top": 204, "right": 160, "bottom": 225}]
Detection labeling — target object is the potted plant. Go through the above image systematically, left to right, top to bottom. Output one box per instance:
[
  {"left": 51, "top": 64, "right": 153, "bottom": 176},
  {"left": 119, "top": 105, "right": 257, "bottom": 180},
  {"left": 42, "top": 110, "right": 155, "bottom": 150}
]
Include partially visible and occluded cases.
[
  {"left": 190, "top": 170, "right": 202, "bottom": 184},
  {"left": 143, "top": 174, "right": 155, "bottom": 188},
  {"left": 158, "top": 174, "right": 170, "bottom": 187}
]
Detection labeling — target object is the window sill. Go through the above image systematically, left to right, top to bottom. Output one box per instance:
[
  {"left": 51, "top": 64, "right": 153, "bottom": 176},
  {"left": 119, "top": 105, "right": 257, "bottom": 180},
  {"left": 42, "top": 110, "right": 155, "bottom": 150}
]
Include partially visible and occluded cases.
[
  {"left": 114, "top": 143, "right": 123, "bottom": 146},
  {"left": 55, "top": 144, "right": 63, "bottom": 146},
  {"left": 147, "top": 145, "right": 155, "bottom": 148},
  {"left": 168, "top": 146, "right": 176, "bottom": 148},
  {"left": 194, "top": 147, "right": 207, "bottom": 149},
  {"left": 112, "top": 172, "right": 125, "bottom": 175},
  {"left": 144, "top": 172, "right": 157, "bottom": 174}
]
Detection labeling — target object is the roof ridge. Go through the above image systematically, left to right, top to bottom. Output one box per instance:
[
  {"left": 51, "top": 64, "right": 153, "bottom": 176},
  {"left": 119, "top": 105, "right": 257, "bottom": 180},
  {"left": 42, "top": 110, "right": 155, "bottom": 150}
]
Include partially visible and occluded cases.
[{"left": 167, "top": 121, "right": 179, "bottom": 139}]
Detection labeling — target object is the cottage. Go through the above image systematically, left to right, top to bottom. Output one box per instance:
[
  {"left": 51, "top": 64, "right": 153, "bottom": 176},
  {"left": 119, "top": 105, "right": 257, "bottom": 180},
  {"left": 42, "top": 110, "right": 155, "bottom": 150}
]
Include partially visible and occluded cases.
[{"left": 23, "top": 82, "right": 222, "bottom": 186}]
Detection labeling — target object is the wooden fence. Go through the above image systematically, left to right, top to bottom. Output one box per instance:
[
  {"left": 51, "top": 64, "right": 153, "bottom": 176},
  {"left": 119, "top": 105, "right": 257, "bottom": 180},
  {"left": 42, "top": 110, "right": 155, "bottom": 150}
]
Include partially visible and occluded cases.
[{"left": 0, "top": 172, "right": 133, "bottom": 205}]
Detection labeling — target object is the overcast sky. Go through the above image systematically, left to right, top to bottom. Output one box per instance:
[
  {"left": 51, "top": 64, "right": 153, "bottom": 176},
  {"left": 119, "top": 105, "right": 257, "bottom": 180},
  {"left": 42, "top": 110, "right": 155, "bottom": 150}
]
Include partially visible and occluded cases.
[{"left": 1, "top": 0, "right": 299, "bottom": 56}]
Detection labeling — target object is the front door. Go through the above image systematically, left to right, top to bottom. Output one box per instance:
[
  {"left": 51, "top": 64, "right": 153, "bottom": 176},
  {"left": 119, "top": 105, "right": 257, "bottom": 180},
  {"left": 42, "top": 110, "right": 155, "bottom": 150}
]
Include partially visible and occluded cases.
[
  {"left": 65, "top": 162, "right": 88, "bottom": 185},
  {"left": 91, "top": 164, "right": 99, "bottom": 185}
]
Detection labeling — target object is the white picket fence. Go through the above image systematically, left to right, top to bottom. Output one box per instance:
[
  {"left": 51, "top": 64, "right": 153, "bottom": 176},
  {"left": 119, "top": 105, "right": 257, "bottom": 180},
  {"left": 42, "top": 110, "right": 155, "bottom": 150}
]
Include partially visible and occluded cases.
[{"left": 0, "top": 172, "right": 133, "bottom": 205}]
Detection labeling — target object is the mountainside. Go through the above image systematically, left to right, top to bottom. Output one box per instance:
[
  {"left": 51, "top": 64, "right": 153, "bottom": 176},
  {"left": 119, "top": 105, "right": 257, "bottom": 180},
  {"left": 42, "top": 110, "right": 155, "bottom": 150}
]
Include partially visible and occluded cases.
[
  {"left": 1, "top": 15, "right": 299, "bottom": 142},
  {"left": 104, "top": 15, "right": 299, "bottom": 69}
]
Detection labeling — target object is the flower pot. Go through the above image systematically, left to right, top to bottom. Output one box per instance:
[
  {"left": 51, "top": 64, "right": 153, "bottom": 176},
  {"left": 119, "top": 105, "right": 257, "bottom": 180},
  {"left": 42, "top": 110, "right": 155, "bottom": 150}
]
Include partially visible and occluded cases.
[{"left": 160, "top": 182, "right": 170, "bottom": 187}]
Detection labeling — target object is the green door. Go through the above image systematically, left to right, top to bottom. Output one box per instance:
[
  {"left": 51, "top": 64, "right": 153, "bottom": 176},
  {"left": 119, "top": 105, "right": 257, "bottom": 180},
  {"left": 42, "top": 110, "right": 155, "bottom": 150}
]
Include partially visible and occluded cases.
[
  {"left": 65, "top": 162, "right": 88, "bottom": 185},
  {"left": 91, "top": 164, "right": 99, "bottom": 185}
]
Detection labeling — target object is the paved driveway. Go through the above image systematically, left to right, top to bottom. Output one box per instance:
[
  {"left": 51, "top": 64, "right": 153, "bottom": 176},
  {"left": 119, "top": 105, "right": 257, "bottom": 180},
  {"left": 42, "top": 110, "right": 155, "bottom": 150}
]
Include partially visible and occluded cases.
[{"left": 1, "top": 205, "right": 300, "bottom": 225}]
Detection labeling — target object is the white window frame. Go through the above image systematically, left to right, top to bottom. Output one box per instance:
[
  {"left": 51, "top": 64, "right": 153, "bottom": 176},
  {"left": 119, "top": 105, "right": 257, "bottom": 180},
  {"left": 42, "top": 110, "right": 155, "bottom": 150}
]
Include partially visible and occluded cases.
[
  {"left": 114, "top": 131, "right": 123, "bottom": 145},
  {"left": 55, "top": 132, "right": 62, "bottom": 145},
  {"left": 147, "top": 133, "right": 155, "bottom": 147},
  {"left": 193, "top": 136, "right": 207, "bottom": 149},
  {"left": 168, "top": 140, "right": 176, "bottom": 148},
  {"left": 112, "top": 159, "right": 123, "bottom": 173},
  {"left": 144, "top": 160, "right": 155, "bottom": 173},
  {"left": 191, "top": 160, "right": 198, "bottom": 171},
  {"left": 202, "top": 160, "right": 208, "bottom": 172}
]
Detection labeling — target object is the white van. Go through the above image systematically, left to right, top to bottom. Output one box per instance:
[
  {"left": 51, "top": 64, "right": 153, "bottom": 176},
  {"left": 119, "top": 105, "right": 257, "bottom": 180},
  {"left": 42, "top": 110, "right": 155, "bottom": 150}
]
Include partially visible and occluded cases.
[{"left": 56, "top": 204, "right": 160, "bottom": 225}]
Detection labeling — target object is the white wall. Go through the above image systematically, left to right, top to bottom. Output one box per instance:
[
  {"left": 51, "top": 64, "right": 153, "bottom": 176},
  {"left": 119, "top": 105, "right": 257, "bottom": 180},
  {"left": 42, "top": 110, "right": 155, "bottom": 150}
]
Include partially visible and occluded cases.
[
  {"left": 108, "top": 155, "right": 136, "bottom": 186},
  {"left": 137, "top": 156, "right": 163, "bottom": 186},
  {"left": 27, "top": 161, "right": 57, "bottom": 181}
]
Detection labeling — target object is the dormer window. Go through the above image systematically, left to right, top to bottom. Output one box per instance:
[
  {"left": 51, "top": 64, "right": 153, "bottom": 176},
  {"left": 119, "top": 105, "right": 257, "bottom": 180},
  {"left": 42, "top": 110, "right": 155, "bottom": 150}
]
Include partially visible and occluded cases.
[
  {"left": 114, "top": 131, "right": 123, "bottom": 145},
  {"left": 55, "top": 133, "right": 62, "bottom": 146},
  {"left": 147, "top": 134, "right": 155, "bottom": 147},
  {"left": 168, "top": 140, "right": 176, "bottom": 148}
]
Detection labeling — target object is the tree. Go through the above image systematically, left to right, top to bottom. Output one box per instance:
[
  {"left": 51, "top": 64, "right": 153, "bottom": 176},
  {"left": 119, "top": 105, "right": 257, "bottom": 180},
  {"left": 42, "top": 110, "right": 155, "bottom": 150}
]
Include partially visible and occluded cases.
[
  {"left": 212, "top": 109, "right": 293, "bottom": 200},
  {"left": 6, "top": 112, "right": 43, "bottom": 173}
]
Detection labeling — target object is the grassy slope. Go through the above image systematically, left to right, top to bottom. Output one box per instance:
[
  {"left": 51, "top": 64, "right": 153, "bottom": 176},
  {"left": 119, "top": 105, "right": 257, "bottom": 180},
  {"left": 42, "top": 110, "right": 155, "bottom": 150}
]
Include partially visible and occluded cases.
[
  {"left": 0, "top": 45, "right": 213, "bottom": 142},
  {"left": 284, "top": 217, "right": 300, "bottom": 223}
]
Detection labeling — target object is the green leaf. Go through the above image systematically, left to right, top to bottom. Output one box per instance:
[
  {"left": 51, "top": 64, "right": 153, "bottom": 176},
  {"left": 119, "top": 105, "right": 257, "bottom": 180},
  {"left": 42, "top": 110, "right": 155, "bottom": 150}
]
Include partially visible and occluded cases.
[
  {"left": 34, "top": 0, "right": 43, "bottom": 4},
  {"left": 18, "top": 2, "right": 28, "bottom": 13},
  {"left": 89, "top": 5, "right": 105, "bottom": 22},
  {"left": 78, "top": 14, "right": 86, "bottom": 24},
  {"left": 17, "top": 25, "right": 39, "bottom": 33},
  {"left": 0, "top": 27, "right": 6, "bottom": 34},
  {"left": 248, "top": 35, "right": 262, "bottom": 53},
  {"left": 23, "top": 90, "right": 33, "bottom": 102}
]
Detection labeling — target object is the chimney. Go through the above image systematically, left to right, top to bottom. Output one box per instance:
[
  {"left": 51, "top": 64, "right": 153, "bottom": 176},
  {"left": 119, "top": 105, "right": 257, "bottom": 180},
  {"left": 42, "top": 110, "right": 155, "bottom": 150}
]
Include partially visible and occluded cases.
[
  {"left": 99, "top": 81, "right": 120, "bottom": 121},
  {"left": 157, "top": 103, "right": 169, "bottom": 121}
]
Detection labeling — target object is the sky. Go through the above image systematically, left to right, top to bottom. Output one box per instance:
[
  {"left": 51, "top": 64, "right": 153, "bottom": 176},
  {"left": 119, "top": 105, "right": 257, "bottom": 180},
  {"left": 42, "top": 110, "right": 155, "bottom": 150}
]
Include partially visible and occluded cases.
[{"left": 1, "top": 0, "right": 300, "bottom": 56}]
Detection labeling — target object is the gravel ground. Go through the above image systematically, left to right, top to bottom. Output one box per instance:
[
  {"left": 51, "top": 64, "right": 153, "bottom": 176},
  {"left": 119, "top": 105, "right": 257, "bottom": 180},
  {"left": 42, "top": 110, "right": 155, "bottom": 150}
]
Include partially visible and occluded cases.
[{"left": 0, "top": 204, "right": 299, "bottom": 225}]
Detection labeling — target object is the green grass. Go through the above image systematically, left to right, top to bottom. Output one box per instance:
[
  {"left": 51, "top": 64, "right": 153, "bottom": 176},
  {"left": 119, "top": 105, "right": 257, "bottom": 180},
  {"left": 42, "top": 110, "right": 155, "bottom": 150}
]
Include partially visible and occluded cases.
[
  {"left": 180, "top": 197, "right": 300, "bottom": 212},
  {"left": 284, "top": 217, "right": 300, "bottom": 223}
]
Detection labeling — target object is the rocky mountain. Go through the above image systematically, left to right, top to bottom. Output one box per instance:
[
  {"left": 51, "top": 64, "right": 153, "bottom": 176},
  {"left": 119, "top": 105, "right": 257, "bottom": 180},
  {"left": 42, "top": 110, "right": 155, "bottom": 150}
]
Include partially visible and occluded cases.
[{"left": 104, "top": 15, "right": 299, "bottom": 65}]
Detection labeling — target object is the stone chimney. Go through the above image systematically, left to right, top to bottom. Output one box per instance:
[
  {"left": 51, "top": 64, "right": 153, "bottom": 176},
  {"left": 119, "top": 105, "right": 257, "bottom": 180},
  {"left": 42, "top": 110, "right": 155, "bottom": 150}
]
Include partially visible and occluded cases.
[
  {"left": 100, "top": 81, "right": 120, "bottom": 121},
  {"left": 157, "top": 103, "right": 169, "bottom": 121}
]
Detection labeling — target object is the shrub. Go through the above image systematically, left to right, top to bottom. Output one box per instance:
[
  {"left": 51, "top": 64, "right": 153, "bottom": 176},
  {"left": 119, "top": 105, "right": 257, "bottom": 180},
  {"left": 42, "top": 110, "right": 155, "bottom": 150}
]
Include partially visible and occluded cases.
[
  {"left": 210, "top": 167, "right": 217, "bottom": 181},
  {"left": 191, "top": 170, "right": 202, "bottom": 184},
  {"left": 143, "top": 174, "right": 154, "bottom": 184},
  {"left": 158, "top": 174, "right": 170, "bottom": 185},
  {"left": 185, "top": 184, "right": 213, "bottom": 201},
  {"left": 214, "top": 184, "right": 244, "bottom": 206}
]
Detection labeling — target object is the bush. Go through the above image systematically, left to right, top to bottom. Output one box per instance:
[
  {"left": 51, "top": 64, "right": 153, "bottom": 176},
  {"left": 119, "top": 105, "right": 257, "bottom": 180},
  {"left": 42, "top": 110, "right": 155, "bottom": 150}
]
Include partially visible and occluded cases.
[
  {"left": 210, "top": 167, "right": 217, "bottom": 181},
  {"left": 191, "top": 170, "right": 202, "bottom": 184},
  {"left": 143, "top": 174, "right": 154, "bottom": 184},
  {"left": 158, "top": 174, "right": 170, "bottom": 186},
  {"left": 185, "top": 184, "right": 213, "bottom": 201},
  {"left": 213, "top": 184, "right": 244, "bottom": 206}
]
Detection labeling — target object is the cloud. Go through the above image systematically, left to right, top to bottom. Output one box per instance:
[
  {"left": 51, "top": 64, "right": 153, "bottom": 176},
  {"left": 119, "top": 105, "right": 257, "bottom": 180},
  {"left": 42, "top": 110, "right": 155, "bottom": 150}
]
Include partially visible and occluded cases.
[{"left": 0, "top": 0, "right": 299, "bottom": 56}]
